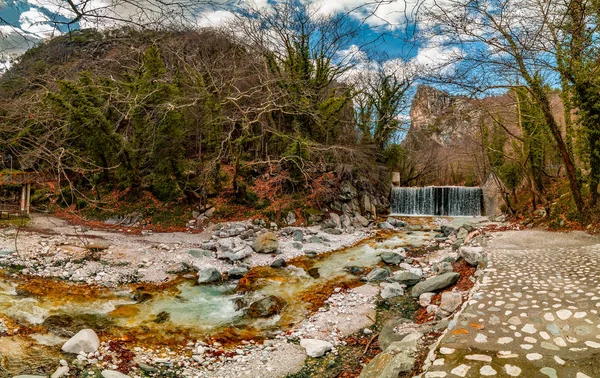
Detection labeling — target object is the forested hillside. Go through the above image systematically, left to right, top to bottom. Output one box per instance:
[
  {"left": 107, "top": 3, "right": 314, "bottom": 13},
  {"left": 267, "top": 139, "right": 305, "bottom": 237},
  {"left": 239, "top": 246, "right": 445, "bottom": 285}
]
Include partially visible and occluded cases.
[{"left": 0, "top": 22, "right": 411, "bottom": 223}]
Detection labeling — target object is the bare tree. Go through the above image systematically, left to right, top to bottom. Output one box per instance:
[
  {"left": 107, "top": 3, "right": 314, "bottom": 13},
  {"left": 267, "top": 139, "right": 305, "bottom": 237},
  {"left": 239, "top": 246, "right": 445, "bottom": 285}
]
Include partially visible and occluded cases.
[{"left": 419, "top": 0, "right": 585, "bottom": 213}]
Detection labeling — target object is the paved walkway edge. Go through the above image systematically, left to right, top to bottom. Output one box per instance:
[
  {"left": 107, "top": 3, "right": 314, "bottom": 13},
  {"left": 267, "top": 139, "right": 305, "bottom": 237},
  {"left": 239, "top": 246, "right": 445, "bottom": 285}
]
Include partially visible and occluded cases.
[{"left": 416, "top": 261, "right": 491, "bottom": 377}]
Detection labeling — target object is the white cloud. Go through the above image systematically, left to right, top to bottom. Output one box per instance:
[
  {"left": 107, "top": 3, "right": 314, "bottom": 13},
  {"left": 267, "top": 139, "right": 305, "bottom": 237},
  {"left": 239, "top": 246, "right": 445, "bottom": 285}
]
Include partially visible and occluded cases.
[
  {"left": 27, "top": 0, "right": 78, "bottom": 18},
  {"left": 312, "top": 0, "right": 423, "bottom": 30},
  {"left": 19, "top": 8, "right": 59, "bottom": 39},
  {"left": 196, "top": 10, "right": 236, "bottom": 28},
  {"left": 410, "top": 41, "right": 461, "bottom": 74}
]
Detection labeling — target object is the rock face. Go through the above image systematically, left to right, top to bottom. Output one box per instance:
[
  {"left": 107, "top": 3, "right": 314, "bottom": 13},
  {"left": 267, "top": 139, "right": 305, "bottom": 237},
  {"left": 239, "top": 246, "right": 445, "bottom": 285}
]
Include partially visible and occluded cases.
[
  {"left": 402, "top": 84, "right": 525, "bottom": 186},
  {"left": 253, "top": 232, "right": 279, "bottom": 253},
  {"left": 197, "top": 267, "right": 222, "bottom": 284},
  {"left": 411, "top": 272, "right": 460, "bottom": 297},
  {"left": 247, "top": 295, "right": 286, "bottom": 318},
  {"left": 61, "top": 329, "right": 100, "bottom": 354},
  {"left": 300, "top": 338, "right": 333, "bottom": 358}
]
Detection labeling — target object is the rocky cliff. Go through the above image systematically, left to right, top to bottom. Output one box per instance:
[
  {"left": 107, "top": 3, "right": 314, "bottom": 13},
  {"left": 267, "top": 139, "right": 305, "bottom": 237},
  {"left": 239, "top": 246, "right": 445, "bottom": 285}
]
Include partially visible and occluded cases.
[{"left": 401, "top": 85, "right": 524, "bottom": 186}]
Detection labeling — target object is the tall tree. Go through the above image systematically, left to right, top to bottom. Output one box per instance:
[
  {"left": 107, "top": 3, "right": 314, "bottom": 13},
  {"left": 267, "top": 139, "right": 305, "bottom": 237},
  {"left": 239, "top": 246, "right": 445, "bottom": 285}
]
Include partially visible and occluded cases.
[{"left": 420, "top": 0, "right": 585, "bottom": 213}]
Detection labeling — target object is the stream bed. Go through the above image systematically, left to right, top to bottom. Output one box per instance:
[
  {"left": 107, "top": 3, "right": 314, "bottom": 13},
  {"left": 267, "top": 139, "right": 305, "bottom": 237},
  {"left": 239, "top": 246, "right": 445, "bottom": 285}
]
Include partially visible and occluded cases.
[{"left": 0, "top": 217, "right": 483, "bottom": 375}]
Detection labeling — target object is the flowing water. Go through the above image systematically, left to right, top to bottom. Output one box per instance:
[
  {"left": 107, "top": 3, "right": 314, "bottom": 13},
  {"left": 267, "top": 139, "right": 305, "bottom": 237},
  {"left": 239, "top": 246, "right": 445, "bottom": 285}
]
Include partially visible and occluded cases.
[{"left": 390, "top": 186, "right": 482, "bottom": 216}]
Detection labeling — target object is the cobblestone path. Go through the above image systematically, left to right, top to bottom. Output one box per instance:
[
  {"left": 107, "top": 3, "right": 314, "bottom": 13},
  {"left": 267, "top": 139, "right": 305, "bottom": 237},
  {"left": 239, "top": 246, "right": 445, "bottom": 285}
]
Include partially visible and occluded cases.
[{"left": 421, "top": 230, "right": 600, "bottom": 378}]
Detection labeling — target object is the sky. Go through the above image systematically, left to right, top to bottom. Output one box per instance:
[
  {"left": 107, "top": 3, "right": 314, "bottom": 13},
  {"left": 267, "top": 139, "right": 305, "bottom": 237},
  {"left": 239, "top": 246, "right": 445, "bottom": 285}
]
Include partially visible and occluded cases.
[{"left": 0, "top": 0, "right": 456, "bottom": 74}]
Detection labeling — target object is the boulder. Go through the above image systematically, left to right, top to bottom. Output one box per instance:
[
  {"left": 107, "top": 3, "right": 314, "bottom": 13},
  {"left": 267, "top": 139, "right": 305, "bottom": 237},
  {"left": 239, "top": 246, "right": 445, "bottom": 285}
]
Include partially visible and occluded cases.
[
  {"left": 339, "top": 181, "right": 358, "bottom": 201},
  {"left": 342, "top": 203, "right": 353, "bottom": 216},
  {"left": 304, "top": 208, "right": 325, "bottom": 224},
  {"left": 286, "top": 211, "right": 297, "bottom": 225},
  {"left": 329, "top": 213, "right": 342, "bottom": 229},
  {"left": 340, "top": 214, "right": 352, "bottom": 229},
  {"left": 354, "top": 214, "right": 370, "bottom": 227},
  {"left": 386, "top": 218, "right": 406, "bottom": 228},
  {"left": 379, "top": 222, "right": 394, "bottom": 230},
  {"left": 461, "top": 224, "right": 474, "bottom": 232},
  {"left": 456, "top": 227, "right": 469, "bottom": 240},
  {"left": 324, "top": 228, "right": 342, "bottom": 235},
  {"left": 292, "top": 230, "right": 304, "bottom": 242},
  {"left": 253, "top": 232, "right": 279, "bottom": 253},
  {"left": 308, "top": 235, "right": 322, "bottom": 244},
  {"left": 215, "top": 237, "right": 253, "bottom": 261},
  {"left": 87, "top": 241, "right": 110, "bottom": 251},
  {"left": 459, "top": 246, "right": 484, "bottom": 266},
  {"left": 0, "top": 248, "right": 15, "bottom": 256},
  {"left": 187, "top": 249, "right": 213, "bottom": 258},
  {"left": 380, "top": 252, "right": 404, "bottom": 265},
  {"left": 270, "top": 258, "right": 286, "bottom": 268},
  {"left": 434, "top": 261, "right": 454, "bottom": 274},
  {"left": 398, "top": 263, "right": 423, "bottom": 277},
  {"left": 227, "top": 266, "right": 249, "bottom": 279},
  {"left": 197, "top": 267, "right": 222, "bottom": 284},
  {"left": 307, "top": 267, "right": 320, "bottom": 279},
  {"left": 365, "top": 268, "right": 390, "bottom": 282},
  {"left": 388, "top": 271, "right": 421, "bottom": 286},
  {"left": 411, "top": 272, "right": 460, "bottom": 297},
  {"left": 380, "top": 282, "right": 405, "bottom": 299},
  {"left": 436, "top": 291, "right": 462, "bottom": 319},
  {"left": 419, "top": 292, "right": 435, "bottom": 307},
  {"left": 247, "top": 296, "right": 286, "bottom": 318},
  {"left": 378, "top": 317, "right": 416, "bottom": 351},
  {"left": 61, "top": 329, "right": 100, "bottom": 354},
  {"left": 300, "top": 338, "right": 333, "bottom": 358},
  {"left": 51, "top": 366, "right": 69, "bottom": 378},
  {"left": 101, "top": 371, "right": 131, "bottom": 378}
]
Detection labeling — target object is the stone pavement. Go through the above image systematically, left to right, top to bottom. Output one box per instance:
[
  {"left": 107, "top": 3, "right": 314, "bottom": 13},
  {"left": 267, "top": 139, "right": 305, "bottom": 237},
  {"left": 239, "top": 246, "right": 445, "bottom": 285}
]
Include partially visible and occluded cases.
[{"left": 420, "top": 230, "right": 600, "bottom": 378}]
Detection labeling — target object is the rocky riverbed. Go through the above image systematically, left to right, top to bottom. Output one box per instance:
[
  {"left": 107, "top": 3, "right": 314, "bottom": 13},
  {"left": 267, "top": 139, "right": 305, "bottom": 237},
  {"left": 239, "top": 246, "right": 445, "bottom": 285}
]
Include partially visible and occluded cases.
[{"left": 0, "top": 214, "right": 498, "bottom": 377}]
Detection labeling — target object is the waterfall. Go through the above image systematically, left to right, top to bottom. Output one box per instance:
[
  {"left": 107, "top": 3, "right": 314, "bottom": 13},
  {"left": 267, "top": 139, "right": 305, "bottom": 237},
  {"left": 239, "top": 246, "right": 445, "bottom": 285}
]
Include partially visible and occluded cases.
[{"left": 391, "top": 186, "right": 482, "bottom": 216}]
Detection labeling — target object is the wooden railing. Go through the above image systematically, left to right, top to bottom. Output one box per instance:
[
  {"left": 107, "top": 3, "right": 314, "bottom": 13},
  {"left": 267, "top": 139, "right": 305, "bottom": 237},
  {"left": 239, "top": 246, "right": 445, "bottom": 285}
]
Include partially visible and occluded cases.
[{"left": 0, "top": 172, "right": 55, "bottom": 186}]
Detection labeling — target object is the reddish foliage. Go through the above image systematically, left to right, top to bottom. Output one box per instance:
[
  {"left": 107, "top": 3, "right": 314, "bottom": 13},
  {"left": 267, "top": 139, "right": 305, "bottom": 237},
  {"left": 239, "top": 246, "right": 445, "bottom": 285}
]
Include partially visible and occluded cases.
[
  {"left": 451, "top": 259, "right": 476, "bottom": 292},
  {"left": 107, "top": 340, "right": 136, "bottom": 372}
]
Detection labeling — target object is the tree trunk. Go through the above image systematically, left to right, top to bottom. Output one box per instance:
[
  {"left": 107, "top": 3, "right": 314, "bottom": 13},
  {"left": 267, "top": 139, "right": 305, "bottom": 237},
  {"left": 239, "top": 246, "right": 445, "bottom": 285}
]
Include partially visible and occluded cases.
[{"left": 533, "top": 86, "right": 584, "bottom": 214}]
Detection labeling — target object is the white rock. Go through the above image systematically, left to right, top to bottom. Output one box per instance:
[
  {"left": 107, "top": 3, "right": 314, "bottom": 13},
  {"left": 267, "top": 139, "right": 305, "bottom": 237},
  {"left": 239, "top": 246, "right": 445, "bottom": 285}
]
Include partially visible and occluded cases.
[
  {"left": 556, "top": 309, "right": 572, "bottom": 320},
  {"left": 521, "top": 324, "right": 537, "bottom": 334},
  {"left": 61, "top": 329, "right": 100, "bottom": 354},
  {"left": 300, "top": 339, "right": 333, "bottom": 358},
  {"left": 465, "top": 354, "right": 492, "bottom": 362},
  {"left": 451, "top": 364, "right": 470, "bottom": 377},
  {"left": 504, "top": 364, "right": 522, "bottom": 376},
  {"left": 480, "top": 365, "right": 497, "bottom": 376},
  {"left": 51, "top": 366, "right": 69, "bottom": 378},
  {"left": 101, "top": 371, "right": 131, "bottom": 378}
]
